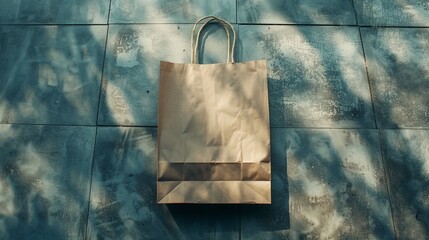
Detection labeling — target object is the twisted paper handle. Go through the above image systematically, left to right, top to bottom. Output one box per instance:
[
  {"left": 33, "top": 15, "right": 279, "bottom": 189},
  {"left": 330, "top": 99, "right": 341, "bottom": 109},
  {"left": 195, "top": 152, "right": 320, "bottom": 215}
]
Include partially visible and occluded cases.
[{"left": 190, "top": 15, "right": 236, "bottom": 64}]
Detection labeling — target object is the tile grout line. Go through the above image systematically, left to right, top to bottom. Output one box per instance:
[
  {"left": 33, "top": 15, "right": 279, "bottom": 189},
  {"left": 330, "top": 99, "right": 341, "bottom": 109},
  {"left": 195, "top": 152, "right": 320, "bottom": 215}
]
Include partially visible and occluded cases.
[
  {"left": 84, "top": 0, "right": 112, "bottom": 237},
  {"left": 95, "top": 0, "right": 113, "bottom": 127},
  {"left": 106, "top": 0, "right": 113, "bottom": 24},
  {"left": 236, "top": 0, "right": 238, "bottom": 24},
  {"left": 351, "top": 0, "right": 379, "bottom": 129},
  {"left": 351, "top": 0, "right": 360, "bottom": 27},
  {"left": 357, "top": 26, "right": 379, "bottom": 129},
  {"left": 95, "top": 28, "right": 111, "bottom": 125},
  {"left": 83, "top": 125, "right": 99, "bottom": 240},
  {"left": 377, "top": 130, "right": 398, "bottom": 238}
]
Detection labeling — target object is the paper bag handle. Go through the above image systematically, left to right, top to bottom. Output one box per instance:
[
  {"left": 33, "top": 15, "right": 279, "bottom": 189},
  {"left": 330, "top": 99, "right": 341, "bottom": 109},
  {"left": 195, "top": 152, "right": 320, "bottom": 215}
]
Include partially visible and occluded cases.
[{"left": 191, "top": 16, "right": 236, "bottom": 64}]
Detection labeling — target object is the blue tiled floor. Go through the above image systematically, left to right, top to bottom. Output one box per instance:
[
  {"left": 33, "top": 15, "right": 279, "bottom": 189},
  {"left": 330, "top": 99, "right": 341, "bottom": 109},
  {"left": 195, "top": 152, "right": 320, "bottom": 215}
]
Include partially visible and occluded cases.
[{"left": 1, "top": 1, "right": 429, "bottom": 239}]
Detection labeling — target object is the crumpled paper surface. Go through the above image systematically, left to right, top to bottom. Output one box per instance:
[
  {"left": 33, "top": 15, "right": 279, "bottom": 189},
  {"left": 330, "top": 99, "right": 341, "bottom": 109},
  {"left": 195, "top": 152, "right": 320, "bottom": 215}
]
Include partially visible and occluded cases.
[{"left": 157, "top": 60, "right": 271, "bottom": 204}]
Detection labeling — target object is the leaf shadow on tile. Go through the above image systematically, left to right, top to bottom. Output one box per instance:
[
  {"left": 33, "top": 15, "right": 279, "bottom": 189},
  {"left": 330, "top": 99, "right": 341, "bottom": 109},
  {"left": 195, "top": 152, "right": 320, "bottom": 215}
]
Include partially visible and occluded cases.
[
  {"left": 353, "top": 0, "right": 429, "bottom": 27},
  {"left": 97, "top": 24, "right": 162, "bottom": 126},
  {"left": 0, "top": 25, "right": 107, "bottom": 125},
  {"left": 239, "top": 25, "right": 376, "bottom": 128},
  {"left": 361, "top": 27, "right": 429, "bottom": 129},
  {"left": 0, "top": 124, "right": 96, "bottom": 240},
  {"left": 239, "top": 127, "right": 398, "bottom": 239},
  {"left": 284, "top": 129, "right": 394, "bottom": 239},
  {"left": 380, "top": 130, "right": 429, "bottom": 239}
]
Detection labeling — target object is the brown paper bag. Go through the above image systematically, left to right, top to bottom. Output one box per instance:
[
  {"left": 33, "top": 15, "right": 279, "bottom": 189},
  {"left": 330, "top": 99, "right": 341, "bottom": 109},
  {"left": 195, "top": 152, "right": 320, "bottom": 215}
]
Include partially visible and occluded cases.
[{"left": 157, "top": 16, "right": 270, "bottom": 204}]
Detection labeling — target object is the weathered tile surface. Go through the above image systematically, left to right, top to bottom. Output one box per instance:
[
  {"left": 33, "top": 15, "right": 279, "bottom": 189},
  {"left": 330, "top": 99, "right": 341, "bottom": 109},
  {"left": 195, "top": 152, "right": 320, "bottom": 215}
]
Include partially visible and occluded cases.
[
  {"left": 0, "top": 0, "right": 109, "bottom": 24},
  {"left": 110, "top": 0, "right": 236, "bottom": 23},
  {"left": 238, "top": 0, "right": 356, "bottom": 24},
  {"left": 354, "top": 0, "right": 429, "bottom": 26},
  {"left": 99, "top": 24, "right": 238, "bottom": 126},
  {"left": 239, "top": 25, "right": 375, "bottom": 128},
  {"left": 0, "top": 26, "right": 107, "bottom": 125},
  {"left": 361, "top": 28, "right": 429, "bottom": 128},
  {"left": 0, "top": 124, "right": 96, "bottom": 240},
  {"left": 87, "top": 127, "right": 239, "bottom": 240},
  {"left": 241, "top": 128, "right": 395, "bottom": 239},
  {"left": 284, "top": 129, "right": 394, "bottom": 239},
  {"left": 380, "top": 130, "right": 429, "bottom": 239}
]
